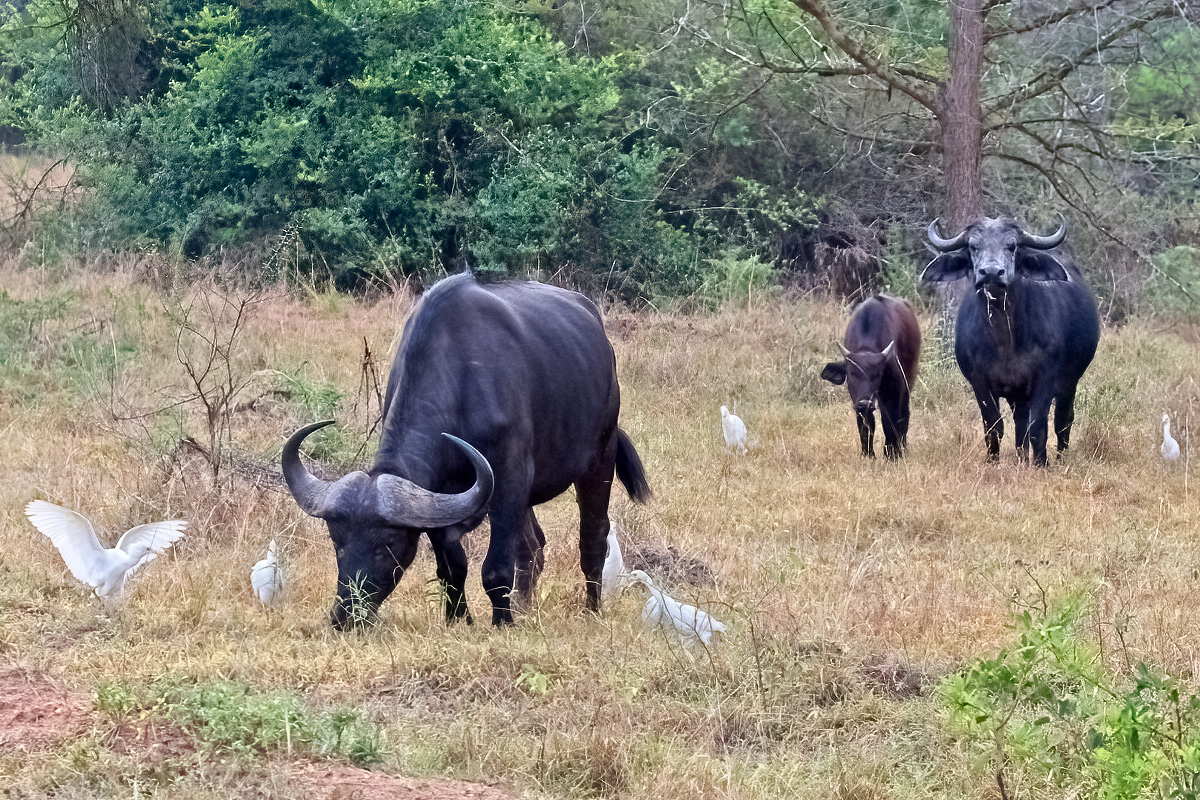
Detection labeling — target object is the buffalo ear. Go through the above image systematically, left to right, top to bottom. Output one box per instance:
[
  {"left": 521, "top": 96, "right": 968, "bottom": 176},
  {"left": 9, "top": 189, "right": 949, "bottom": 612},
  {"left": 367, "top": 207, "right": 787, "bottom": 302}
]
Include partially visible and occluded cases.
[
  {"left": 1016, "top": 249, "right": 1070, "bottom": 281},
  {"left": 921, "top": 251, "right": 971, "bottom": 283},
  {"left": 821, "top": 362, "right": 847, "bottom": 385}
]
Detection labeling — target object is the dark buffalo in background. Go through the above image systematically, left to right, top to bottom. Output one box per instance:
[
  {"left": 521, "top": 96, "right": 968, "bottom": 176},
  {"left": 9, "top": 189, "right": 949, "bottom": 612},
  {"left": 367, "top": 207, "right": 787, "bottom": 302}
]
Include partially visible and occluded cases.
[
  {"left": 923, "top": 216, "right": 1101, "bottom": 466},
  {"left": 282, "top": 273, "right": 651, "bottom": 628},
  {"left": 820, "top": 295, "right": 921, "bottom": 459}
]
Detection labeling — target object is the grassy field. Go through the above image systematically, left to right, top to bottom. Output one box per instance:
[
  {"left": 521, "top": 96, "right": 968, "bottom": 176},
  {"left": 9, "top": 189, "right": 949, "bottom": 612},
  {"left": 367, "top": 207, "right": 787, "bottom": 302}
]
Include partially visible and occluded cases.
[{"left": 2, "top": 255, "right": 1200, "bottom": 799}]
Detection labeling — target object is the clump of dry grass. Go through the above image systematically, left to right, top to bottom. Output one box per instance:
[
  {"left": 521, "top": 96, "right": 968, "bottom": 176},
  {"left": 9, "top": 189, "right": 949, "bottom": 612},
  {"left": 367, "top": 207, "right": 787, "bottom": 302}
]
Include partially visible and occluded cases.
[{"left": 3, "top": 257, "right": 1200, "bottom": 799}]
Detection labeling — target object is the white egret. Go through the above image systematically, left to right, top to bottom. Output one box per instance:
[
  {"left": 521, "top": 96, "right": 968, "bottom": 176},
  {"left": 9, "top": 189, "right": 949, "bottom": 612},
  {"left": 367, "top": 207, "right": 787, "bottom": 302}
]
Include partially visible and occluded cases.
[
  {"left": 720, "top": 405, "right": 748, "bottom": 454},
  {"left": 1162, "top": 413, "right": 1181, "bottom": 463},
  {"left": 25, "top": 500, "right": 187, "bottom": 598},
  {"left": 601, "top": 520, "right": 627, "bottom": 602},
  {"left": 251, "top": 539, "right": 283, "bottom": 608},
  {"left": 625, "top": 569, "right": 726, "bottom": 646}
]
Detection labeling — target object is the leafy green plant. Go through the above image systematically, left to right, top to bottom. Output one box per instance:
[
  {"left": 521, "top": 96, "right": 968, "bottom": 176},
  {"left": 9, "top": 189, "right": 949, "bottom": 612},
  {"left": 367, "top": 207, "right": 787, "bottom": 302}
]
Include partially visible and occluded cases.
[
  {"left": 878, "top": 223, "right": 924, "bottom": 302},
  {"left": 697, "top": 249, "right": 779, "bottom": 309},
  {"left": 272, "top": 366, "right": 344, "bottom": 421},
  {"left": 943, "top": 597, "right": 1200, "bottom": 799},
  {"left": 516, "top": 663, "right": 553, "bottom": 696},
  {"left": 94, "top": 681, "right": 139, "bottom": 721}
]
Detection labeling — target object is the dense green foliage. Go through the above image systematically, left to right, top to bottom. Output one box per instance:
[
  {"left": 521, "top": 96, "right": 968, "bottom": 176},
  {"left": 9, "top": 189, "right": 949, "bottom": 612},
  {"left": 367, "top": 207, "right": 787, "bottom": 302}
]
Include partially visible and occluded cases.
[
  {"left": 0, "top": 0, "right": 1196, "bottom": 303},
  {"left": 0, "top": 0, "right": 819, "bottom": 295},
  {"left": 944, "top": 599, "right": 1200, "bottom": 799}
]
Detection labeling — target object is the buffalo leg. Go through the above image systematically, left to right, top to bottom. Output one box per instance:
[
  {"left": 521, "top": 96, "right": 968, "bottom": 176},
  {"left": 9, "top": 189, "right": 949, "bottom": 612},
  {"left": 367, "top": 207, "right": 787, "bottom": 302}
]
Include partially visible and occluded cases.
[
  {"left": 1054, "top": 387, "right": 1077, "bottom": 455},
  {"left": 974, "top": 390, "right": 1004, "bottom": 461},
  {"left": 1027, "top": 393, "right": 1054, "bottom": 467},
  {"left": 1011, "top": 399, "right": 1032, "bottom": 463},
  {"left": 880, "top": 400, "right": 903, "bottom": 460},
  {"left": 856, "top": 411, "right": 876, "bottom": 458},
  {"left": 575, "top": 468, "right": 615, "bottom": 614},
  {"left": 481, "top": 495, "right": 527, "bottom": 626},
  {"left": 513, "top": 508, "right": 546, "bottom": 613},
  {"left": 427, "top": 530, "right": 471, "bottom": 624}
]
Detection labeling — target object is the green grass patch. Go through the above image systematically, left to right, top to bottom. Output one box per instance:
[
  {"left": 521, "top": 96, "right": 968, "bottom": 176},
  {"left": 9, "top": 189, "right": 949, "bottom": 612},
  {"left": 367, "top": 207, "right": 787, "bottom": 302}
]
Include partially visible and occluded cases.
[{"left": 96, "top": 678, "right": 386, "bottom": 766}]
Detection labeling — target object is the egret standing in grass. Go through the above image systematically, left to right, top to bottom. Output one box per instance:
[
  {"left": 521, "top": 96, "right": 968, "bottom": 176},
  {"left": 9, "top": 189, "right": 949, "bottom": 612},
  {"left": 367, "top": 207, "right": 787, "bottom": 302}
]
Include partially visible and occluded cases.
[
  {"left": 720, "top": 405, "right": 748, "bottom": 454},
  {"left": 1162, "top": 413, "right": 1181, "bottom": 463},
  {"left": 24, "top": 500, "right": 188, "bottom": 599},
  {"left": 601, "top": 519, "right": 628, "bottom": 603},
  {"left": 251, "top": 539, "right": 283, "bottom": 609},
  {"left": 625, "top": 569, "right": 726, "bottom": 646}
]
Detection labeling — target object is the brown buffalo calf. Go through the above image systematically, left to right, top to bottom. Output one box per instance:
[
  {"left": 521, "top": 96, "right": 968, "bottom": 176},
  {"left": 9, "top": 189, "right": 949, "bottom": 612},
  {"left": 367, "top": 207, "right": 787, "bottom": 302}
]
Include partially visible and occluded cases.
[{"left": 820, "top": 295, "right": 921, "bottom": 459}]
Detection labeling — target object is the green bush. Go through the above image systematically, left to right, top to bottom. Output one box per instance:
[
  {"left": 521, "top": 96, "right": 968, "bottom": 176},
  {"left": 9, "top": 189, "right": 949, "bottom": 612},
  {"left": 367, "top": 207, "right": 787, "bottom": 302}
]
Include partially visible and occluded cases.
[
  {"left": 0, "top": 0, "right": 824, "bottom": 296},
  {"left": 878, "top": 223, "right": 924, "bottom": 303},
  {"left": 696, "top": 249, "right": 779, "bottom": 308},
  {"left": 943, "top": 597, "right": 1200, "bottom": 799}
]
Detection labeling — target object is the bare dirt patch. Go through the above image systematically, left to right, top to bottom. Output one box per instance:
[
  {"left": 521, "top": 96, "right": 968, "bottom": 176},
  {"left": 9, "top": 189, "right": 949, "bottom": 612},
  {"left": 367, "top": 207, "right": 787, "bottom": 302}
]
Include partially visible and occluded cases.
[
  {"left": 625, "top": 542, "right": 717, "bottom": 588},
  {"left": 859, "top": 654, "right": 935, "bottom": 700},
  {"left": 0, "top": 664, "right": 92, "bottom": 751},
  {"left": 0, "top": 665, "right": 507, "bottom": 799},
  {"left": 289, "top": 763, "right": 513, "bottom": 800}
]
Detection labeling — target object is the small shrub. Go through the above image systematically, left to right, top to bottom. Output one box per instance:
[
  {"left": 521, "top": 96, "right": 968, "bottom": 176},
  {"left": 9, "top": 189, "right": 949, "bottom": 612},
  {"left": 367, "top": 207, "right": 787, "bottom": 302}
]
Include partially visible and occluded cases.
[
  {"left": 878, "top": 222, "right": 924, "bottom": 303},
  {"left": 696, "top": 249, "right": 779, "bottom": 309},
  {"left": 273, "top": 366, "right": 345, "bottom": 421},
  {"left": 943, "top": 597, "right": 1200, "bottom": 799},
  {"left": 515, "top": 663, "right": 553, "bottom": 696},
  {"left": 94, "top": 681, "right": 139, "bottom": 720}
]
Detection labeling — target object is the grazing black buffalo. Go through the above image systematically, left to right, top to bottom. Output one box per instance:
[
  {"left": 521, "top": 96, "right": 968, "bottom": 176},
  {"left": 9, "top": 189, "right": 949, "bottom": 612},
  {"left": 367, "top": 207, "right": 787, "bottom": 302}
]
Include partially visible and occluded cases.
[
  {"left": 923, "top": 216, "right": 1100, "bottom": 466},
  {"left": 282, "top": 273, "right": 651, "bottom": 628},
  {"left": 821, "top": 295, "right": 921, "bottom": 459}
]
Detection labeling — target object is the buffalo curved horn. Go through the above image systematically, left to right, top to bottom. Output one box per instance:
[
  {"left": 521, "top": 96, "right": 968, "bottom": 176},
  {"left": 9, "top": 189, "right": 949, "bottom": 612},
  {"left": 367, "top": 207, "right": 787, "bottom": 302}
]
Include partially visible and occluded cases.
[
  {"left": 1018, "top": 216, "right": 1066, "bottom": 250},
  {"left": 926, "top": 219, "right": 968, "bottom": 251},
  {"left": 881, "top": 340, "right": 896, "bottom": 359},
  {"left": 837, "top": 341, "right": 851, "bottom": 357},
  {"left": 281, "top": 419, "right": 338, "bottom": 517},
  {"left": 375, "top": 433, "right": 495, "bottom": 529}
]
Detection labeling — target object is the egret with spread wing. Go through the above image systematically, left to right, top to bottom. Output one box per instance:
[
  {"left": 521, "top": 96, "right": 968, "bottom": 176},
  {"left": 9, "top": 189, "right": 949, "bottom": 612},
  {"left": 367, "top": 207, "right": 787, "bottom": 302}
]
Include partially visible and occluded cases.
[{"left": 25, "top": 500, "right": 187, "bottom": 598}]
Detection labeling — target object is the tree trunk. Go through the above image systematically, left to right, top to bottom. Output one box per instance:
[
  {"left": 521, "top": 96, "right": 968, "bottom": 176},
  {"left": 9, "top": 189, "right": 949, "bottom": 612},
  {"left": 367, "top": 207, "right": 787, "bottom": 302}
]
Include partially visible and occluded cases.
[
  {"left": 934, "top": 0, "right": 985, "bottom": 361},
  {"left": 940, "top": 0, "right": 984, "bottom": 229}
]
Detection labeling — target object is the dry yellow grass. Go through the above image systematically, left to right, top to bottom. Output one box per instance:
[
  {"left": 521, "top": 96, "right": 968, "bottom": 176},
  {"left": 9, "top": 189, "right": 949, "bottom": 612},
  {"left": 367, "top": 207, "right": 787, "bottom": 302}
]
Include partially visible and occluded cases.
[
  {"left": 0, "top": 154, "right": 76, "bottom": 223},
  {"left": 2, "top": 258, "right": 1200, "bottom": 798}
]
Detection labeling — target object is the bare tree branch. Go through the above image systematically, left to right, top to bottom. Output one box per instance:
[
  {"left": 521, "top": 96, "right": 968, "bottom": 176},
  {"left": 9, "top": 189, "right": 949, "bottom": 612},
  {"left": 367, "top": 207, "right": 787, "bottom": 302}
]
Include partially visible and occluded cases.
[
  {"left": 787, "top": 0, "right": 939, "bottom": 111},
  {"left": 989, "top": 0, "right": 1128, "bottom": 39},
  {"left": 987, "top": 2, "right": 1178, "bottom": 113}
]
